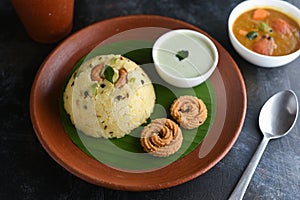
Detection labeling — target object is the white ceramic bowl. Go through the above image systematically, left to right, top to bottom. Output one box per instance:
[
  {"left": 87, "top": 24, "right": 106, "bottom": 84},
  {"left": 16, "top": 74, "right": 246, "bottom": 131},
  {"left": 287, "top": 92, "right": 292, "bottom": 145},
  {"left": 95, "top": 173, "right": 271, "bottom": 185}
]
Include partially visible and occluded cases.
[
  {"left": 228, "top": 0, "right": 300, "bottom": 68},
  {"left": 152, "top": 29, "right": 218, "bottom": 88}
]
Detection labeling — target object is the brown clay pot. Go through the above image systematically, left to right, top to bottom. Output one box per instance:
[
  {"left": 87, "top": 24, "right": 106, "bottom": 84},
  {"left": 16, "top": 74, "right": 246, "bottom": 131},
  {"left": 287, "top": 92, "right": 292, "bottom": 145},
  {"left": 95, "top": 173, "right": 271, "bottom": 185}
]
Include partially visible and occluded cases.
[{"left": 11, "top": 0, "right": 74, "bottom": 43}]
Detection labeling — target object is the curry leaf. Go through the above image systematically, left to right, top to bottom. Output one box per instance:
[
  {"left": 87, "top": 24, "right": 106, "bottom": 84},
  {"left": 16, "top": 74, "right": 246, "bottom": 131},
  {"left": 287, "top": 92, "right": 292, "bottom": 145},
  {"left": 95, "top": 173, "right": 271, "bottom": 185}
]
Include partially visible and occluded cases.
[
  {"left": 246, "top": 31, "right": 258, "bottom": 40},
  {"left": 176, "top": 50, "right": 189, "bottom": 61},
  {"left": 102, "top": 65, "right": 114, "bottom": 83}
]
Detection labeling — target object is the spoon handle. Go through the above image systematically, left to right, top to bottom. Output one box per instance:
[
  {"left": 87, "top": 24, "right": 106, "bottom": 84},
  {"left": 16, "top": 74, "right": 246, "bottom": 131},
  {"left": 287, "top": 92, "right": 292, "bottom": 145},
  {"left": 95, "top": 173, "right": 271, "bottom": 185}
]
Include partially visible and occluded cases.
[{"left": 228, "top": 136, "right": 270, "bottom": 200}]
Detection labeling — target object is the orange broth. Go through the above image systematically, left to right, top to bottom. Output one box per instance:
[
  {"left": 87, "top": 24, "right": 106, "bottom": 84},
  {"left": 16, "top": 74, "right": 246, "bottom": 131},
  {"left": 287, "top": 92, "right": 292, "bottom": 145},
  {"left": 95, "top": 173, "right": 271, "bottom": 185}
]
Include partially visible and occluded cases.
[{"left": 233, "top": 8, "right": 300, "bottom": 56}]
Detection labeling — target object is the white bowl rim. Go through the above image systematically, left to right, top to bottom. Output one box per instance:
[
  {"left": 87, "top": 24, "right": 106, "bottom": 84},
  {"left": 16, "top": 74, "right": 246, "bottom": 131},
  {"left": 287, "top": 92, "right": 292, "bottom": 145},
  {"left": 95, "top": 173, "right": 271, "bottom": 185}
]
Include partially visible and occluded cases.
[
  {"left": 228, "top": 0, "right": 300, "bottom": 60},
  {"left": 152, "top": 29, "right": 219, "bottom": 82}
]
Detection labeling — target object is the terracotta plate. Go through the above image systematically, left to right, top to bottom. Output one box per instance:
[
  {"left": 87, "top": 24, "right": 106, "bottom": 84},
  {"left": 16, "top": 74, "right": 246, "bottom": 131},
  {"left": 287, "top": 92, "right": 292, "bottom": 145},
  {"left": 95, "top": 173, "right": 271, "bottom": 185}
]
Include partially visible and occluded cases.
[{"left": 30, "top": 15, "right": 246, "bottom": 191}]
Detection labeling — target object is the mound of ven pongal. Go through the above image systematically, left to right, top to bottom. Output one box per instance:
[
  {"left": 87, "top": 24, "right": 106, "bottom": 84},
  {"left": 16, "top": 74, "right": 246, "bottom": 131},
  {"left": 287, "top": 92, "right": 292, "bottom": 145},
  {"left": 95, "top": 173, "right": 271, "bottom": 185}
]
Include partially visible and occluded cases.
[{"left": 64, "top": 54, "right": 156, "bottom": 138}]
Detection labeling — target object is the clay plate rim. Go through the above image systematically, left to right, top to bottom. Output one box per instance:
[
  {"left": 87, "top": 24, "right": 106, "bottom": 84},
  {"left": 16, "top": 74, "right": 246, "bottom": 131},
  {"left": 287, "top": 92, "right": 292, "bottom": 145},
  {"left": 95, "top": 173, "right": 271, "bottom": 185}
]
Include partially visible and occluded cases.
[{"left": 30, "top": 14, "right": 247, "bottom": 191}]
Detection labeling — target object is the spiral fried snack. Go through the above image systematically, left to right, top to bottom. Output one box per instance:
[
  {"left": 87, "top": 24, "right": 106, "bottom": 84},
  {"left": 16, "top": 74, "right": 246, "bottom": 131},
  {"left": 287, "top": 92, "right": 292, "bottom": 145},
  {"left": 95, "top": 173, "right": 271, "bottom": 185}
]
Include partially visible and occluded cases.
[
  {"left": 170, "top": 95, "right": 207, "bottom": 129},
  {"left": 140, "top": 118, "right": 183, "bottom": 157}
]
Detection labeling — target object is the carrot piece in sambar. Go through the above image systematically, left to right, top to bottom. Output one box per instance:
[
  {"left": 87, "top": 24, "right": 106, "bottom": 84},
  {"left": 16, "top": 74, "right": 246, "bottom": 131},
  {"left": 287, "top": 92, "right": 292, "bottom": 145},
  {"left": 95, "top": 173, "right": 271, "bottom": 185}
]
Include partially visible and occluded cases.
[
  {"left": 252, "top": 9, "right": 270, "bottom": 20},
  {"left": 238, "top": 29, "right": 248, "bottom": 36}
]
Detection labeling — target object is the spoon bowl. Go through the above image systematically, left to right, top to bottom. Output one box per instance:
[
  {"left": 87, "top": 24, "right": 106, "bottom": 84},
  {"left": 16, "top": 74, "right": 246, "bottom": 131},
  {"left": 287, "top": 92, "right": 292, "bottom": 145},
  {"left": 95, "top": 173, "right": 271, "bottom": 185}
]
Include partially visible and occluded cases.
[
  {"left": 229, "top": 90, "right": 298, "bottom": 200},
  {"left": 259, "top": 90, "right": 298, "bottom": 139}
]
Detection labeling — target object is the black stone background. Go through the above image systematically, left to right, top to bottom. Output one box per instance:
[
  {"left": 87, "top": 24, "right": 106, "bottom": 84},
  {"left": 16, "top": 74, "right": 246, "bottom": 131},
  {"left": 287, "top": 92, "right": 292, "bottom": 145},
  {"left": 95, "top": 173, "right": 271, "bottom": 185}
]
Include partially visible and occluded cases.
[{"left": 0, "top": 0, "right": 299, "bottom": 199}]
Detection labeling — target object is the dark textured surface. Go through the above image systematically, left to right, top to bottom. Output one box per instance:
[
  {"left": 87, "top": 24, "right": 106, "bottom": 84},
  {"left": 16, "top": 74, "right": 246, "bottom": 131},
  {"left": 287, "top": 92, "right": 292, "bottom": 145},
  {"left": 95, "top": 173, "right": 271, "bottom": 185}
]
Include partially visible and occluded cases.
[{"left": 1, "top": 0, "right": 300, "bottom": 199}]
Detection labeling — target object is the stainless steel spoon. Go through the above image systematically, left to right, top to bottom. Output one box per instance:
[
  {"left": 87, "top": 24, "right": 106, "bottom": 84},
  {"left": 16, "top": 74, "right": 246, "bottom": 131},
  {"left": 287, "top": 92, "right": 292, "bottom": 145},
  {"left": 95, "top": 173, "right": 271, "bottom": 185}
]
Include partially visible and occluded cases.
[{"left": 229, "top": 90, "right": 298, "bottom": 200}]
